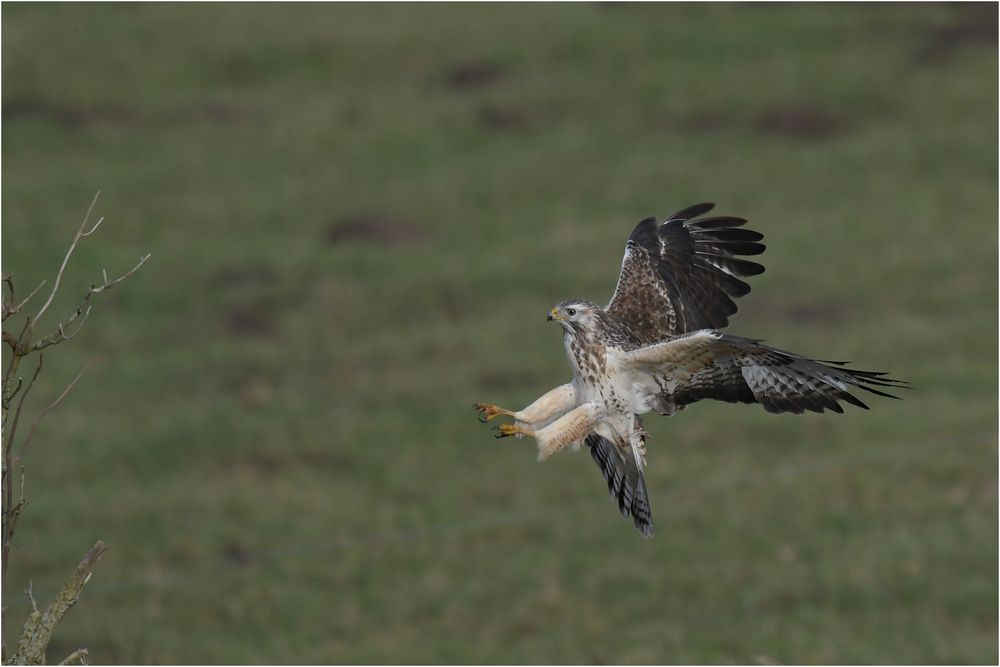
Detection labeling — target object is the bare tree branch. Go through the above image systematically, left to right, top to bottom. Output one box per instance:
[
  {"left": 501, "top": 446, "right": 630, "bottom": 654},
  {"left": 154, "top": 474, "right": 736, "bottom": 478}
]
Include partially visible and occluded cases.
[
  {"left": 32, "top": 191, "right": 101, "bottom": 326},
  {"left": 2, "top": 194, "right": 147, "bottom": 664},
  {"left": 31, "top": 253, "right": 150, "bottom": 354},
  {"left": 91, "top": 254, "right": 150, "bottom": 294},
  {"left": 59, "top": 305, "right": 92, "bottom": 340},
  {"left": 30, "top": 307, "right": 91, "bottom": 354},
  {"left": 4, "top": 317, "right": 32, "bottom": 387},
  {"left": 4, "top": 331, "right": 21, "bottom": 351},
  {"left": 3, "top": 355, "right": 42, "bottom": 596},
  {"left": 4, "top": 355, "right": 43, "bottom": 461},
  {"left": 15, "top": 356, "right": 102, "bottom": 467},
  {"left": 4, "top": 376, "right": 24, "bottom": 418},
  {"left": 10, "top": 541, "right": 107, "bottom": 665},
  {"left": 14, "top": 602, "right": 42, "bottom": 664}
]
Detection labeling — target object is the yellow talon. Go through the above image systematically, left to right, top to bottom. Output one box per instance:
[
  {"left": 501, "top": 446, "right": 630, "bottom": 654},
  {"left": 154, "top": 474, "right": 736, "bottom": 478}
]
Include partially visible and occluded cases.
[
  {"left": 474, "top": 402, "right": 511, "bottom": 423},
  {"left": 493, "top": 423, "right": 524, "bottom": 439}
]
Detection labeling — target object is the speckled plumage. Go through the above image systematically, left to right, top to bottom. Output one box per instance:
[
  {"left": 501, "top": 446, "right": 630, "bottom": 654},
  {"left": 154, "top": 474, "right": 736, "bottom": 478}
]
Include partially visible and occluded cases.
[{"left": 477, "top": 203, "right": 903, "bottom": 538}]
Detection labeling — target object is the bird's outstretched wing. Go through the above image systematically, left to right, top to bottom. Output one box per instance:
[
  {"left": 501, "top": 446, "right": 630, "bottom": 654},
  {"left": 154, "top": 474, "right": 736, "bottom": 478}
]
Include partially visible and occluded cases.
[
  {"left": 606, "top": 203, "right": 766, "bottom": 344},
  {"left": 621, "top": 330, "right": 906, "bottom": 414},
  {"left": 585, "top": 433, "right": 654, "bottom": 537}
]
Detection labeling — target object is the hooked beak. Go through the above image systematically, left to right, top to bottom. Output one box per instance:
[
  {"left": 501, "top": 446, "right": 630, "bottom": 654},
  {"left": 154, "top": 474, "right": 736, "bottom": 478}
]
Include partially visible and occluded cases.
[{"left": 547, "top": 308, "right": 563, "bottom": 321}]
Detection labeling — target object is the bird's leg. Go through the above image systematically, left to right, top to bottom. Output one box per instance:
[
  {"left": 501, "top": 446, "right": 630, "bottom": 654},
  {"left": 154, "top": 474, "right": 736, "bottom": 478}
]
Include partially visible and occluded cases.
[
  {"left": 473, "top": 383, "right": 576, "bottom": 425},
  {"left": 474, "top": 383, "right": 576, "bottom": 427},
  {"left": 513, "top": 383, "right": 576, "bottom": 426},
  {"left": 494, "top": 402, "right": 601, "bottom": 461},
  {"left": 629, "top": 414, "right": 648, "bottom": 467}
]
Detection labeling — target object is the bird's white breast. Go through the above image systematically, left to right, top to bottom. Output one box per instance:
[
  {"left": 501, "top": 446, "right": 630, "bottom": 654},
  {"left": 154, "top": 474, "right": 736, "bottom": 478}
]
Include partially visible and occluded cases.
[{"left": 606, "top": 348, "right": 665, "bottom": 416}]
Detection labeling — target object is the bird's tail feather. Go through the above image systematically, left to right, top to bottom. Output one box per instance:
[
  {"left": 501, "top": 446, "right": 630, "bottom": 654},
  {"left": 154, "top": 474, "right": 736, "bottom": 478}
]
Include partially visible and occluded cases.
[{"left": 586, "top": 433, "right": 654, "bottom": 538}]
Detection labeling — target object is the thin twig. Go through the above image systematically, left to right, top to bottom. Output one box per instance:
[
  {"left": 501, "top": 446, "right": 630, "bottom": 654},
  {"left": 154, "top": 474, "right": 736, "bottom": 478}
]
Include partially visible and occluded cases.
[
  {"left": 33, "top": 191, "right": 101, "bottom": 326},
  {"left": 80, "top": 216, "right": 103, "bottom": 237},
  {"left": 92, "top": 253, "right": 151, "bottom": 294},
  {"left": 31, "top": 254, "right": 150, "bottom": 354},
  {"left": 2, "top": 273, "right": 14, "bottom": 324},
  {"left": 3, "top": 280, "right": 46, "bottom": 323},
  {"left": 55, "top": 306, "right": 92, "bottom": 343},
  {"left": 4, "top": 315, "right": 32, "bottom": 383},
  {"left": 4, "top": 330, "right": 21, "bottom": 351},
  {"left": 3, "top": 354, "right": 41, "bottom": 595},
  {"left": 4, "top": 354, "right": 43, "bottom": 465},
  {"left": 15, "top": 356, "right": 102, "bottom": 467},
  {"left": 4, "top": 376, "right": 24, "bottom": 415},
  {"left": 17, "top": 466, "right": 26, "bottom": 520},
  {"left": 25, "top": 579, "right": 38, "bottom": 613},
  {"left": 59, "top": 648, "right": 89, "bottom": 665}
]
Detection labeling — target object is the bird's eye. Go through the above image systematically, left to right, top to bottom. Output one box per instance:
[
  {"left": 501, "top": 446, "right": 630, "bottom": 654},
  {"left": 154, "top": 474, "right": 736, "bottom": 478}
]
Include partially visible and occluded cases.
[{"left": 567, "top": 308, "right": 576, "bottom": 316}]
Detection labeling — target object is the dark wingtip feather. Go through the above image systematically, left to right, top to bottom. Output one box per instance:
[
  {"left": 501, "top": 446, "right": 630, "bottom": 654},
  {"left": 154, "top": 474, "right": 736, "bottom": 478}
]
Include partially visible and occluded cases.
[
  {"left": 667, "top": 202, "right": 715, "bottom": 222},
  {"left": 693, "top": 216, "right": 749, "bottom": 229},
  {"left": 696, "top": 228, "right": 764, "bottom": 243},
  {"left": 721, "top": 241, "right": 767, "bottom": 256},
  {"left": 734, "top": 258, "right": 766, "bottom": 276},
  {"left": 856, "top": 384, "right": 902, "bottom": 400},
  {"left": 839, "top": 392, "right": 870, "bottom": 410}
]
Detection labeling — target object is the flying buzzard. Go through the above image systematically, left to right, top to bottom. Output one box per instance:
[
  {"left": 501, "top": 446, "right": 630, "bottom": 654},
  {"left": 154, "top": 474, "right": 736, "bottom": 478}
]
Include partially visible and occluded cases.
[{"left": 474, "top": 203, "right": 903, "bottom": 537}]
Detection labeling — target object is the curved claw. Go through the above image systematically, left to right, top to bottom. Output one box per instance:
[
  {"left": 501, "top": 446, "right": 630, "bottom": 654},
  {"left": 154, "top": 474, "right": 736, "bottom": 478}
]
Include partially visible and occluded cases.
[
  {"left": 474, "top": 402, "right": 508, "bottom": 423},
  {"left": 493, "top": 423, "right": 521, "bottom": 439}
]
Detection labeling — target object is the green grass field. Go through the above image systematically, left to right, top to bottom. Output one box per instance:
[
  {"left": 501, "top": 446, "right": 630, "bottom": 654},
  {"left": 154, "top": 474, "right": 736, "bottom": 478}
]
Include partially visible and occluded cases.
[{"left": 2, "top": 3, "right": 996, "bottom": 664}]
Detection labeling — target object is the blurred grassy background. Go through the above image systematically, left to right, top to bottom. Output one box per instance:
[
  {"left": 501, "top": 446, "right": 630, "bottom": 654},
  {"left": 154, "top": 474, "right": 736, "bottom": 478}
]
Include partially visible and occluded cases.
[{"left": 2, "top": 3, "right": 996, "bottom": 664}]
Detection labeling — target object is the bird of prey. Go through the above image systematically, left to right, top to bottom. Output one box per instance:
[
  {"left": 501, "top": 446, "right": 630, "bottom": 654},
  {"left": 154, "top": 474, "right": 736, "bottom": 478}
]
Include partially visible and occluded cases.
[{"left": 474, "top": 203, "right": 903, "bottom": 537}]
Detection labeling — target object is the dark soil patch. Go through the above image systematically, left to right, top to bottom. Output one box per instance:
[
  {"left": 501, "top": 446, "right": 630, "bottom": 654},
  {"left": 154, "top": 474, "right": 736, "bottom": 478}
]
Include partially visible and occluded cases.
[
  {"left": 912, "top": 3, "right": 997, "bottom": 65},
  {"left": 443, "top": 60, "right": 508, "bottom": 91},
  {"left": 2, "top": 96, "right": 136, "bottom": 129},
  {"left": 4, "top": 96, "right": 247, "bottom": 129},
  {"left": 165, "top": 102, "right": 255, "bottom": 126},
  {"left": 477, "top": 105, "right": 531, "bottom": 131},
  {"left": 658, "top": 106, "right": 849, "bottom": 140},
  {"left": 753, "top": 106, "right": 851, "bottom": 140},
  {"left": 659, "top": 109, "right": 732, "bottom": 133},
  {"left": 324, "top": 214, "right": 425, "bottom": 247},
  {"left": 211, "top": 265, "right": 277, "bottom": 289},
  {"left": 438, "top": 284, "right": 472, "bottom": 318},
  {"left": 224, "top": 300, "right": 278, "bottom": 337},
  {"left": 218, "top": 373, "right": 274, "bottom": 406},
  {"left": 296, "top": 448, "right": 358, "bottom": 475},
  {"left": 245, "top": 452, "right": 283, "bottom": 475},
  {"left": 220, "top": 540, "right": 252, "bottom": 565}
]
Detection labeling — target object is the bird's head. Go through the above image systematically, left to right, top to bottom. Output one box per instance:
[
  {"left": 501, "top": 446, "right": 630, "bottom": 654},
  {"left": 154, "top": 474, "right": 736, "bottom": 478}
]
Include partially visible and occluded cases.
[{"left": 548, "top": 298, "right": 601, "bottom": 335}]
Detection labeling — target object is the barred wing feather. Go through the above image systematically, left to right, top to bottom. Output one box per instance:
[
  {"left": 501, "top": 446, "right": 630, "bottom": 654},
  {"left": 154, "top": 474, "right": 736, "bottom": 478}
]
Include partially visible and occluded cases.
[
  {"left": 621, "top": 331, "right": 906, "bottom": 415},
  {"left": 585, "top": 433, "right": 654, "bottom": 537}
]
